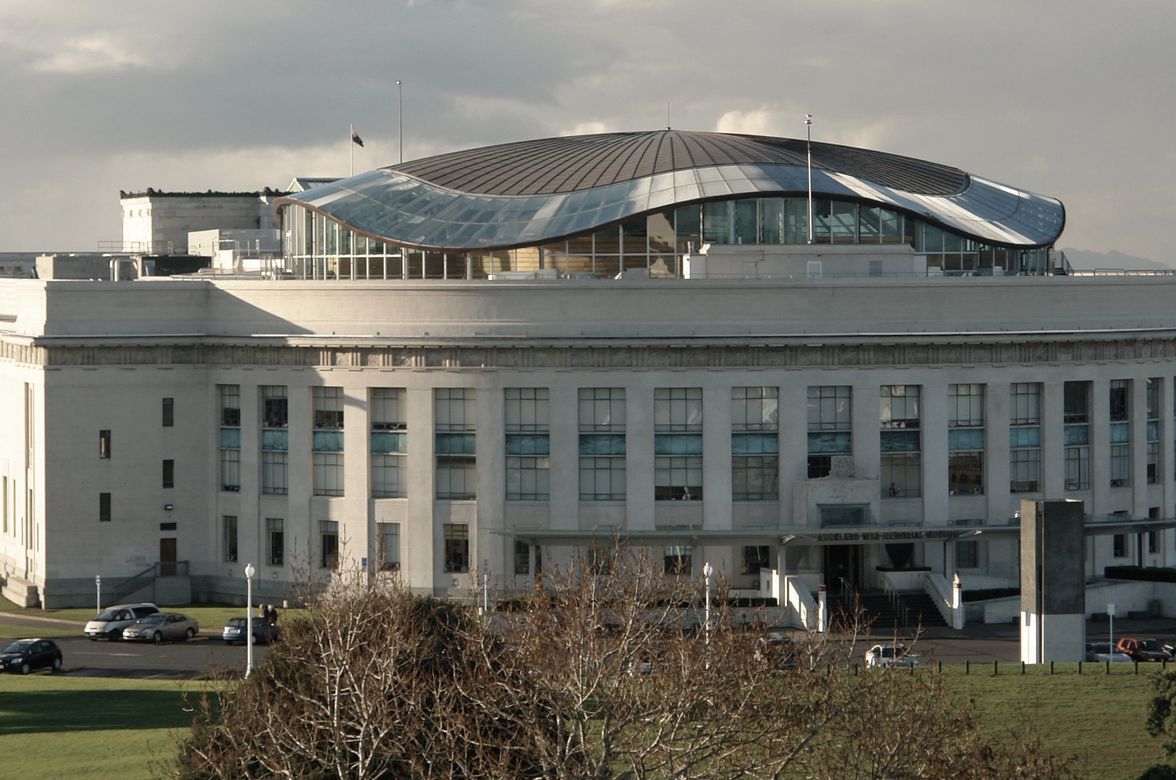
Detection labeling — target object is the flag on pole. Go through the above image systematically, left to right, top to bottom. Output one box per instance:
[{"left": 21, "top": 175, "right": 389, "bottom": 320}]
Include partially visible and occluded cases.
[{"left": 351, "top": 128, "right": 364, "bottom": 147}]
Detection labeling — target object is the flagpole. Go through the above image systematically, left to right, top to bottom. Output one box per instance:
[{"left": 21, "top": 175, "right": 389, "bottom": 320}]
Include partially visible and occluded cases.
[
  {"left": 396, "top": 80, "right": 403, "bottom": 164},
  {"left": 805, "top": 113, "right": 813, "bottom": 245},
  {"left": 350, "top": 123, "right": 354, "bottom": 177}
]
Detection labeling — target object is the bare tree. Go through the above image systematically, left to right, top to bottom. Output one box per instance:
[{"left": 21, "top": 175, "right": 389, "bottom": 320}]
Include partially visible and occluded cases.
[{"left": 174, "top": 549, "right": 1073, "bottom": 779}]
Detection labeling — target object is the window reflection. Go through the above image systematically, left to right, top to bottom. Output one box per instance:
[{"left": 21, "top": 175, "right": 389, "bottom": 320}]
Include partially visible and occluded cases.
[{"left": 282, "top": 186, "right": 1055, "bottom": 281}]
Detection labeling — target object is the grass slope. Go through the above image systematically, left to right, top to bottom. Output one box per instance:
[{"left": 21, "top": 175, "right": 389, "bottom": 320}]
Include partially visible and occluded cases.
[
  {"left": 946, "top": 665, "right": 1160, "bottom": 778},
  {"left": 0, "top": 676, "right": 204, "bottom": 780}
]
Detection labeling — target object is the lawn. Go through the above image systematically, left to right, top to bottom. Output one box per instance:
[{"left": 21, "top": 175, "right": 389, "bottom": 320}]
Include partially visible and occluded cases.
[
  {"left": 943, "top": 664, "right": 1161, "bottom": 778},
  {"left": 0, "top": 676, "right": 206, "bottom": 780}
]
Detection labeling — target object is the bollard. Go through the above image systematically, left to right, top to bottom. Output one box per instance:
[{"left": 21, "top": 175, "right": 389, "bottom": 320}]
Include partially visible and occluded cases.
[
  {"left": 993, "top": 659, "right": 998, "bottom": 676},
  {"left": 938, "top": 660, "right": 942, "bottom": 674},
  {"left": 965, "top": 660, "right": 970, "bottom": 675},
  {"left": 1049, "top": 660, "right": 1054, "bottom": 676},
  {"left": 1105, "top": 660, "right": 1110, "bottom": 675},
  {"left": 1021, "top": 661, "right": 1025, "bottom": 675},
  {"left": 1078, "top": 661, "right": 1083, "bottom": 675},
  {"left": 1135, "top": 661, "right": 1140, "bottom": 676}
]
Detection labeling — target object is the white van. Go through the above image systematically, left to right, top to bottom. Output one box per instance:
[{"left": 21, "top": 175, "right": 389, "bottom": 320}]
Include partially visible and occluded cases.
[{"left": 83, "top": 603, "right": 160, "bottom": 640}]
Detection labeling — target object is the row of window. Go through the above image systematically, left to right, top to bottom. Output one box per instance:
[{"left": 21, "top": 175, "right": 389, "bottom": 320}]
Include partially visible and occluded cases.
[
  {"left": 284, "top": 195, "right": 1054, "bottom": 281},
  {"left": 206, "top": 379, "right": 1174, "bottom": 502}
]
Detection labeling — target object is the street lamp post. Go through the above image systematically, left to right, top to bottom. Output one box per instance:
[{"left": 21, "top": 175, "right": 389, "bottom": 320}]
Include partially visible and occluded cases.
[
  {"left": 703, "top": 561, "right": 713, "bottom": 660},
  {"left": 245, "top": 562, "right": 256, "bottom": 677},
  {"left": 1108, "top": 602, "right": 1116, "bottom": 659}
]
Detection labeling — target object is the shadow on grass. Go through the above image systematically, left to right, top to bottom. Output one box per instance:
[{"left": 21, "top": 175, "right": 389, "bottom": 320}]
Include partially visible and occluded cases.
[{"left": 0, "top": 688, "right": 218, "bottom": 735}]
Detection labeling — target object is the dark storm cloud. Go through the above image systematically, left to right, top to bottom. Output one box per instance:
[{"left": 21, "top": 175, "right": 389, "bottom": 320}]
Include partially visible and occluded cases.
[{"left": 0, "top": 0, "right": 1172, "bottom": 260}]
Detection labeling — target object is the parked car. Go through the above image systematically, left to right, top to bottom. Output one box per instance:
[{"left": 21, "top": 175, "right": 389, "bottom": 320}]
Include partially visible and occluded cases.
[
  {"left": 83, "top": 603, "right": 160, "bottom": 640},
  {"left": 121, "top": 612, "right": 199, "bottom": 643},
  {"left": 222, "top": 617, "right": 280, "bottom": 645},
  {"left": 1115, "top": 637, "right": 1173, "bottom": 662},
  {"left": 1, "top": 638, "right": 63, "bottom": 674},
  {"left": 1086, "top": 642, "right": 1132, "bottom": 663},
  {"left": 865, "top": 643, "right": 919, "bottom": 668}
]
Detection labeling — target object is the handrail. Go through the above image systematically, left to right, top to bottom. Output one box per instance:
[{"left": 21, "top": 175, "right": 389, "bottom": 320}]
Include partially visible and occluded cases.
[
  {"left": 110, "top": 560, "right": 189, "bottom": 603},
  {"left": 111, "top": 563, "right": 160, "bottom": 603}
]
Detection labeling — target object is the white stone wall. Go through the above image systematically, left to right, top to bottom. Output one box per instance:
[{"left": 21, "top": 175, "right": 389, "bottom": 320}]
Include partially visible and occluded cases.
[{"left": 3, "top": 275, "right": 1176, "bottom": 605}]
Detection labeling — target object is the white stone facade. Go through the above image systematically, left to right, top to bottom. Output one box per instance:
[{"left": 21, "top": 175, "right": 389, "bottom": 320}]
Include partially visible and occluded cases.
[{"left": 2, "top": 272, "right": 1176, "bottom": 607}]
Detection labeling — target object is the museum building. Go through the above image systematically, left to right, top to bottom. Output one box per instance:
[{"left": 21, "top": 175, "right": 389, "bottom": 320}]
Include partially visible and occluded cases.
[{"left": 1, "top": 129, "right": 1174, "bottom": 614}]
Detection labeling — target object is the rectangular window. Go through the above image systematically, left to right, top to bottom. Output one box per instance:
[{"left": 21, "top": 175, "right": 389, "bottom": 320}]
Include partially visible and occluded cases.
[
  {"left": 1148, "top": 378, "right": 1161, "bottom": 484},
  {"left": 1110, "top": 379, "right": 1131, "bottom": 488},
  {"left": 1110, "top": 379, "right": 1130, "bottom": 422},
  {"left": 1064, "top": 381, "right": 1090, "bottom": 491},
  {"left": 1010, "top": 383, "right": 1041, "bottom": 493},
  {"left": 220, "top": 384, "right": 241, "bottom": 492},
  {"left": 948, "top": 384, "right": 985, "bottom": 495},
  {"left": 219, "top": 385, "right": 241, "bottom": 426},
  {"left": 807, "top": 385, "right": 851, "bottom": 478},
  {"left": 261, "top": 386, "right": 287, "bottom": 428},
  {"left": 313, "top": 386, "right": 344, "bottom": 429},
  {"left": 881, "top": 386, "right": 921, "bottom": 497},
  {"left": 313, "top": 387, "right": 344, "bottom": 496},
  {"left": 655, "top": 387, "right": 702, "bottom": 501},
  {"left": 733, "top": 387, "right": 778, "bottom": 501},
  {"left": 371, "top": 388, "right": 407, "bottom": 498},
  {"left": 505, "top": 388, "right": 550, "bottom": 501},
  {"left": 579, "top": 388, "right": 626, "bottom": 501},
  {"left": 436, "top": 389, "right": 476, "bottom": 500},
  {"left": 162, "top": 397, "right": 174, "bottom": 427},
  {"left": 99, "top": 429, "right": 111, "bottom": 459},
  {"left": 1110, "top": 445, "right": 1131, "bottom": 488},
  {"left": 1065, "top": 446, "right": 1090, "bottom": 491},
  {"left": 220, "top": 449, "right": 240, "bottom": 492},
  {"left": 262, "top": 451, "right": 288, "bottom": 496},
  {"left": 313, "top": 453, "right": 345, "bottom": 496},
  {"left": 162, "top": 459, "right": 174, "bottom": 489},
  {"left": 99, "top": 492, "right": 111, "bottom": 523},
  {"left": 222, "top": 515, "right": 238, "bottom": 563},
  {"left": 266, "top": 517, "right": 284, "bottom": 567},
  {"left": 320, "top": 520, "right": 339, "bottom": 569},
  {"left": 377, "top": 522, "right": 400, "bottom": 571},
  {"left": 444, "top": 523, "right": 470, "bottom": 573},
  {"left": 1149, "top": 531, "right": 1159, "bottom": 555},
  {"left": 1113, "top": 533, "right": 1126, "bottom": 558},
  {"left": 956, "top": 538, "right": 979, "bottom": 569},
  {"left": 514, "top": 539, "right": 530, "bottom": 575},
  {"left": 742, "top": 544, "right": 770, "bottom": 575},
  {"left": 664, "top": 545, "right": 693, "bottom": 576}
]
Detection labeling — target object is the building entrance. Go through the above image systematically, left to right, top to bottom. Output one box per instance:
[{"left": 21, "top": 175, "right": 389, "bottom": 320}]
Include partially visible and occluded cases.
[
  {"left": 160, "top": 538, "right": 177, "bottom": 576},
  {"left": 824, "top": 544, "right": 863, "bottom": 593}
]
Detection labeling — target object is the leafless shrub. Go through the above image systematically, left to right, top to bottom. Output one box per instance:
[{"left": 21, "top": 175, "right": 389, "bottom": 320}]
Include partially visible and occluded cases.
[{"left": 174, "top": 548, "right": 1072, "bottom": 779}]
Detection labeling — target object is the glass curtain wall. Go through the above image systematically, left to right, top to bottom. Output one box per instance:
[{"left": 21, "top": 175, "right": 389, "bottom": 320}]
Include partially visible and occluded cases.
[{"left": 282, "top": 198, "right": 1048, "bottom": 281}]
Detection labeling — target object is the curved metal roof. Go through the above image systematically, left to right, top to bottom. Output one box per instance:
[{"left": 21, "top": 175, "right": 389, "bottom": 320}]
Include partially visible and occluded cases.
[{"left": 276, "top": 129, "right": 1064, "bottom": 252}]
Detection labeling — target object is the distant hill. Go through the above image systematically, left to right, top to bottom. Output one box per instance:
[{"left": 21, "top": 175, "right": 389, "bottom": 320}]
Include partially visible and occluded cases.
[{"left": 1060, "top": 248, "right": 1174, "bottom": 272}]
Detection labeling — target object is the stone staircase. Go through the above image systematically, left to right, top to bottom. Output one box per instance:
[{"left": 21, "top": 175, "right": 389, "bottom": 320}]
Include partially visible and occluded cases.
[{"left": 826, "top": 589, "right": 948, "bottom": 634}]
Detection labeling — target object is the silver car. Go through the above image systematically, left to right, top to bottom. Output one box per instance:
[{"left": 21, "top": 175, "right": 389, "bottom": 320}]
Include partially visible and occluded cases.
[
  {"left": 83, "top": 603, "right": 160, "bottom": 640},
  {"left": 121, "top": 612, "right": 199, "bottom": 643},
  {"left": 865, "top": 643, "right": 919, "bottom": 668}
]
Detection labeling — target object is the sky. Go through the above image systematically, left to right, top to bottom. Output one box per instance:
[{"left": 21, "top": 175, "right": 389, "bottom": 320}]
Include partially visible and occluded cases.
[{"left": 0, "top": 0, "right": 1172, "bottom": 261}]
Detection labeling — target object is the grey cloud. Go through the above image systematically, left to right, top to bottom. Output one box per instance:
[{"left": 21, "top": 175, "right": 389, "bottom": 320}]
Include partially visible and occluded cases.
[{"left": 0, "top": 0, "right": 1172, "bottom": 259}]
